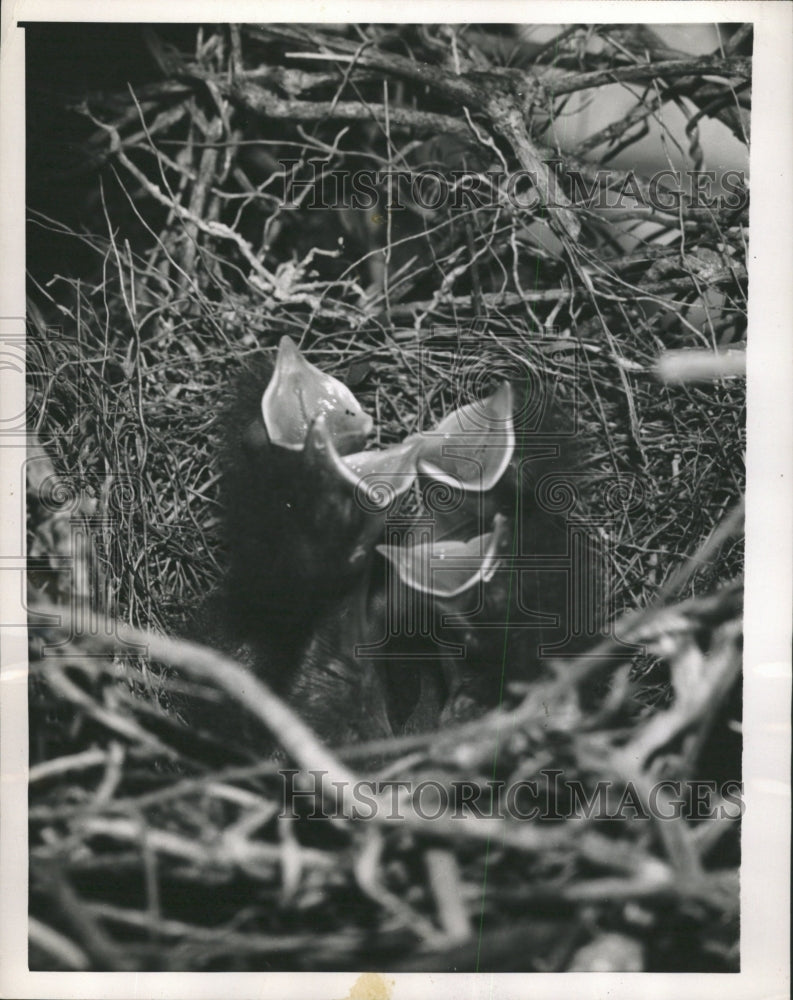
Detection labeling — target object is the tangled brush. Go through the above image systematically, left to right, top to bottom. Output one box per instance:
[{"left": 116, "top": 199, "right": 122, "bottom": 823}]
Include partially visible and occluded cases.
[{"left": 24, "top": 21, "right": 747, "bottom": 973}]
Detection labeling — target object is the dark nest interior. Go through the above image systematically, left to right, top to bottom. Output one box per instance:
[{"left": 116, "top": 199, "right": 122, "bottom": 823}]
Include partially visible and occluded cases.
[{"left": 25, "top": 23, "right": 748, "bottom": 973}]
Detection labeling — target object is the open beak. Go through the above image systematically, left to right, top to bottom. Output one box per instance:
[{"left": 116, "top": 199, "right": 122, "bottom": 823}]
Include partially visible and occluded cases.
[
  {"left": 262, "top": 335, "right": 374, "bottom": 454},
  {"left": 416, "top": 382, "right": 514, "bottom": 492},
  {"left": 301, "top": 415, "right": 423, "bottom": 573},
  {"left": 304, "top": 416, "right": 422, "bottom": 511},
  {"left": 376, "top": 513, "right": 510, "bottom": 598}
]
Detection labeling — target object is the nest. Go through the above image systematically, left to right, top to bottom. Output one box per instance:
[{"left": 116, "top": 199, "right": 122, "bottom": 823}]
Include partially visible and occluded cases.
[{"left": 26, "top": 23, "right": 746, "bottom": 972}]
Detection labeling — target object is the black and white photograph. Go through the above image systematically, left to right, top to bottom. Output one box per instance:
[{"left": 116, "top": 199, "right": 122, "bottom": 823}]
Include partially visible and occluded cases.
[{"left": 0, "top": 3, "right": 790, "bottom": 998}]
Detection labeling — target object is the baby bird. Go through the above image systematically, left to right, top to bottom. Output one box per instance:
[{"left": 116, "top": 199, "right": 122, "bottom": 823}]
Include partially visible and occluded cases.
[{"left": 220, "top": 337, "right": 377, "bottom": 672}]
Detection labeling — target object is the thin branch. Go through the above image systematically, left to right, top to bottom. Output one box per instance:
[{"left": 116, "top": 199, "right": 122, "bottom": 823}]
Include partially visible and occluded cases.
[
  {"left": 548, "top": 55, "right": 751, "bottom": 96},
  {"left": 230, "top": 80, "right": 472, "bottom": 139}
]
